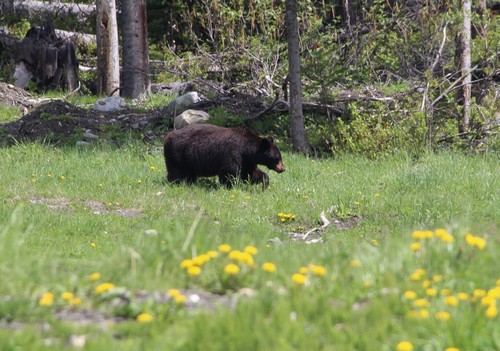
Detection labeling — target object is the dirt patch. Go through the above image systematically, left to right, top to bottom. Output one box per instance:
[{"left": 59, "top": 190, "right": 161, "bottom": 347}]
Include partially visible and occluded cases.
[
  {"left": 0, "top": 81, "right": 271, "bottom": 146},
  {"left": 0, "top": 83, "right": 37, "bottom": 113},
  {"left": 0, "top": 99, "right": 170, "bottom": 145},
  {"left": 20, "top": 196, "right": 143, "bottom": 218},
  {"left": 286, "top": 213, "right": 361, "bottom": 244}
]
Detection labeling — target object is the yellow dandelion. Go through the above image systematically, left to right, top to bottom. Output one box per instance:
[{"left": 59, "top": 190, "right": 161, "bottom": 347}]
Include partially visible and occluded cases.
[
  {"left": 149, "top": 166, "right": 156, "bottom": 171},
  {"left": 60, "top": 175, "right": 65, "bottom": 180},
  {"left": 137, "top": 179, "right": 142, "bottom": 184},
  {"left": 435, "top": 228, "right": 449, "bottom": 238},
  {"left": 411, "top": 230, "right": 425, "bottom": 240},
  {"left": 423, "top": 230, "right": 434, "bottom": 239},
  {"left": 440, "top": 233, "right": 454, "bottom": 243},
  {"left": 465, "top": 233, "right": 487, "bottom": 250},
  {"left": 371, "top": 239, "right": 379, "bottom": 246},
  {"left": 90, "top": 242, "right": 96, "bottom": 248},
  {"left": 410, "top": 242, "right": 422, "bottom": 251},
  {"left": 218, "top": 244, "right": 232, "bottom": 253},
  {"left": 244, "top": 246, "right": 258, "bottom": 255},
  {"left": 206, "top": 250, "right": 219, "bottom": 258},
  {"left": 229, "top": 250, "right": 244, "bottom": 261},
  {"left": 240, "top": 252, "right": 255, "bottom": 266},
  {"left": 193, "top": 254, "right": 210, "bottom": 266},
  {"left": 180, "top": 259, "right": 194, "bottom": 269},
  {"left": 350, "top": 259, "right": 362, "bottom": 267},
  {"left": 262, "top": 262, "right": 277, "bottom": 273},
  {"left": 224, "top": 263, "right": 240, "bottom": 276},
  {"left": 309, "top": 265, "right": 327, "bottom": 277},
  {"left": 187, "top": 266, "right": 201, "bottom": 277},
  {"left": 299, "top": 266, "right": 309, "bottom": 274},
  {"left": 89, "top": 272, "right": 101, "bottom": 281},
  {"left": 292, "top": 273, "right": 307, "bottom": 286},
  {"left": 432, "top": 274, "right": 443, "bottom": 283},
  {"left": 496, "top": 278, "right": 500, "bottom": 286},
  {"left": 363, "top": 280, "right": 374, "bottom": 287},
  {"left": 422, "top": 280, "right": 432, "bottom": 288},
  {"left": 95, "top": 283, "right": 115, "bottom": 294},
  {"left": 488, "top": 287, "right": 500, "bottom": 298},
  {"left": 425, "top": 288, "right": 438, "bottom": 297},
  {"left": 441, "top": 288, "right": 452, "bottom": 296},
  {"left": 167, "top": 289, "right": 181, "bottom": 297},
  {"left": 473, "top": 289, "right": 487, "bottom": 298},
  {"left": 403, "top": 290, "right": 418, "bottom": 300},
  {"left": 38, "top": 292, "right": 54, "bottom": 306},
  {"left": 61, "top": 292, "right": 74, "bottom": 301},
  {"left": 457, "top": 292, "right": 469, "bottom": 301},
  {"left": 174, "top": 294, "right": 187, "bottom": 304},
  {"left": 481, "top": 295, "right": 496, "bottom": 307},
  {"left": 444, "top": 296, "right": 459, "bottom": 307},
  {"left": 69, "top": 297, "right": 82, "bottom": 306},
  {"left": 413, "top": 298, "right": 429, "bottom": 308},
  {"left": 486, "top": 304, "right": 498, "bottom": 319},
  {"left": 406, "top": 309, "right": 429, "bottom": 319},
  {"left": 435, "top": 311, "right": 451, "bottom": 321},
  {"left": 136, "top": 312, "right": 153, "bottom": 323},
  {"left": 396, "top": 340, "right": 414, "bottom": 351},
  {"left": 445, "top": 348, "right": 460, "bottom": 351}
]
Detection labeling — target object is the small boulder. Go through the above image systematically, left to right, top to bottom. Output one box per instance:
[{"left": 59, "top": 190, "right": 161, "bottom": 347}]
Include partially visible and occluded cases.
[
  {"left": 166, "top": 92, "right": 201, "bottom": 114},
  {"left": 93, "top": 96, "right": 126, "bottom": 112},
  {"left": 174, "top": 109, "right": 211, "bottom": 130}
]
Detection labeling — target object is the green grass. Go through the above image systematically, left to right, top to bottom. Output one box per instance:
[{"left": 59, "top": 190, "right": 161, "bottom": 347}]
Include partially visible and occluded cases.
[
  {"left": 0, "top": 103, "right": 23, "bottom": 122},
  {"left": 0, "top": 143, "right": 499, "bottom": 350}
]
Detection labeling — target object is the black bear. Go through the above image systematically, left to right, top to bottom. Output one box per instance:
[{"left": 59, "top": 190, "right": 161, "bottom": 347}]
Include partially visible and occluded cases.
[{"left": 163, "top": 124, "right": 285, "bottom": 188}]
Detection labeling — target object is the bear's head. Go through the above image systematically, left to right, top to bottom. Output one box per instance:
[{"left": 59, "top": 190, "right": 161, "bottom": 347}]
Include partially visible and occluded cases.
[{"left": 259, "top": 136, "right": 285, "bottom": 173}]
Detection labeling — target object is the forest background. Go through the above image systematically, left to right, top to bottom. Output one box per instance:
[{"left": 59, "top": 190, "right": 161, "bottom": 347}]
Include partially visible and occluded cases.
[{"left": 0, "top": 0, "right": 499, "bottom": 155}]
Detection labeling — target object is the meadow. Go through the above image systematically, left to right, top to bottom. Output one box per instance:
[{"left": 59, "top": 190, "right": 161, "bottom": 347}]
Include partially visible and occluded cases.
[{"left": 0, "top": 142, "right": 499, "bottom": 351}]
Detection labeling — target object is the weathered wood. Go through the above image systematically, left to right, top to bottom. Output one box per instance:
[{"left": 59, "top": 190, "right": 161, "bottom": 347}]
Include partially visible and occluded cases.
[
  {"left": 11, "top": 0, "right": 95, "bottom": 19},
  {"left": 95, "top": 0, "right": 120, "bottom": 96},
  {"left": 13, "top": 24, "right": 79, "bottom": 91},
  {"left": 54, "top": 29, "right": 95, "bottom": 46}
]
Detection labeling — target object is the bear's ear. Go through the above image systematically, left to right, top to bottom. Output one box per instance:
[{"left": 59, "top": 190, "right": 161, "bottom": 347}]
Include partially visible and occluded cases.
[{"left": 260, "top": 136, "right": 273, "bottom": 150}]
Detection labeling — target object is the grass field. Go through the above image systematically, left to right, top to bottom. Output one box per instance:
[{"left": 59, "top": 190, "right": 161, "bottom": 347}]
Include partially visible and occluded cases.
[{"left": 0, "top": 142, "right": 499, "bottom": 350}]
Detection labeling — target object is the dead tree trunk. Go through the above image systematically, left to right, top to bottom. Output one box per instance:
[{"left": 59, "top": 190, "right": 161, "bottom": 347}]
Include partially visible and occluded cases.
[
  {"left": 10, "top": 0, "right": 95, "bottom": 19},
  {"left": 96, "top": 0, "right": 120, "bottom": 96},
  {"left": 121, "top": 0, "right": 150, "bottom": 99},
  {"left": 285, "top": 0, "right": 310, "bottom": 153},
  {"left": 459, "top": 0, "right": 472, "bottom": 132}
]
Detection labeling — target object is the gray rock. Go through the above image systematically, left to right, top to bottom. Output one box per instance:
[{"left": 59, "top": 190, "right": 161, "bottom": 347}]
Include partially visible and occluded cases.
[
  {"left": 166, "top": 92, "right": 201, "bottom": 114},
  {"left": 93, "top": 96, "right": 126, "bottom": 112},
  {"left": 174, "top": 109, "right": 211, "bottom": 129},
  {"left": 83, "top": 131, "right": 98, "bottom": 139},
  {"left": 144, "top": 229, "right": 158, "bottom": 236}
]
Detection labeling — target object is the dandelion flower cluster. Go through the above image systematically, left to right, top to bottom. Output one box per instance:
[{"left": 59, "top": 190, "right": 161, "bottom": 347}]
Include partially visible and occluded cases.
[
  {"left": 277, "top": 212, "right": 295, "bottom": 223},
  {"left": 465, "top": 233, "right": 487, "bottom": 249},
  {"left": 262, "top": 262, "right": 277, "bottom": 273},
  {"left": 95, "top": 282, "right": 115, "bottom": 294},
  {"left": 39, "top": 292, "right": 54, "bottom": 306},
  {"left": 136, "top": 312, "right": 154, "bottom": 323},
  {"left": 396, "top": 341, "right": 413, "bottom": 351}
]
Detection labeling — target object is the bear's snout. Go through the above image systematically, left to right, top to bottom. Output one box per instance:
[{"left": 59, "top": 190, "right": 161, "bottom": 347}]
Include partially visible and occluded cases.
[{"left": 274, "top": 161, "right": 286, "bottom": 173}]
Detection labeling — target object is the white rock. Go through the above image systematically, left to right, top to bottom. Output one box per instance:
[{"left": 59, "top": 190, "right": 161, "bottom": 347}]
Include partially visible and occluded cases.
[
  {"left": 167, "top": 92, "right": 201, "bottom": 113},
  {"left": 93, "top": 96, "right": 126, "bottom": 111},
  {"left": 174, "top": 109, "right": 211, "bottom": 129},
  {"left": 144, "top": 229, "right": 158, "bottom": 236}
]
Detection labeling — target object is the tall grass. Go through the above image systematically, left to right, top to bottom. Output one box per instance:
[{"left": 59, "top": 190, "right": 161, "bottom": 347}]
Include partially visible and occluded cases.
[{"left": 0, "top": 143, "right": 498, "bottom": 350}]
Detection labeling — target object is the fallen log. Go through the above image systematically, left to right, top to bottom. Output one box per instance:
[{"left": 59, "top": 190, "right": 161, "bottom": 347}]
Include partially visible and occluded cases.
[{"left": 12, "top": 0, "right": 95, "bottom": 19}]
